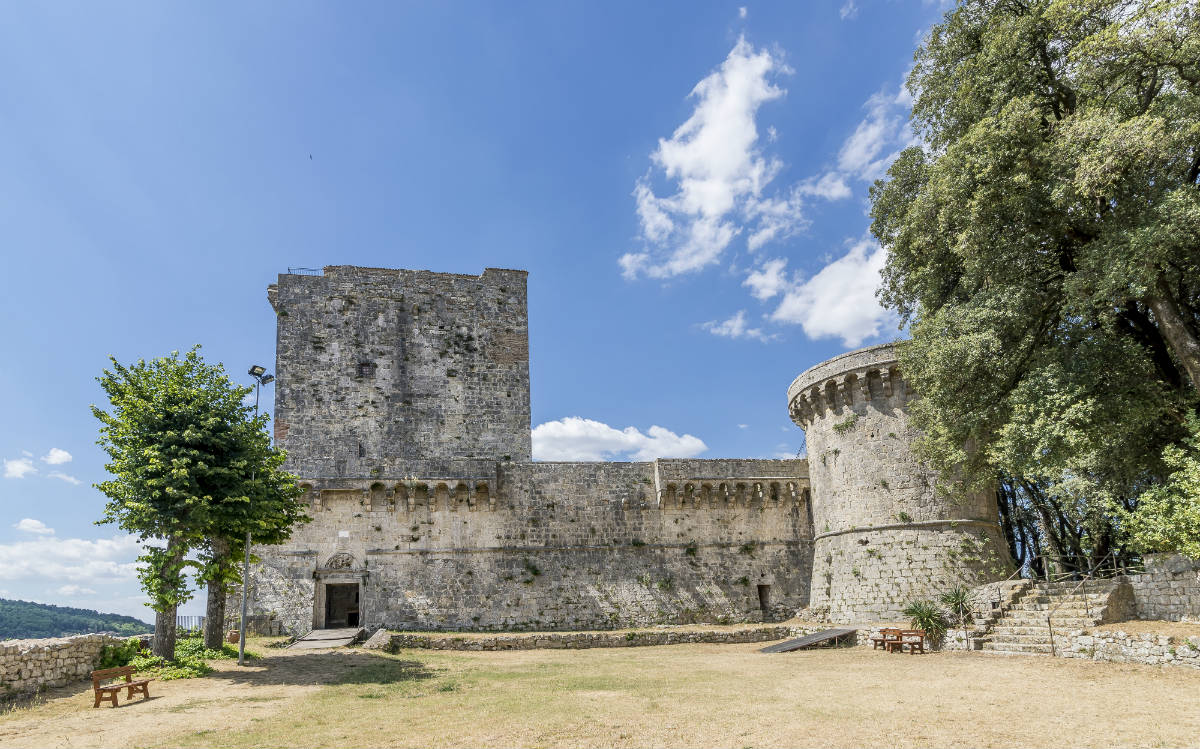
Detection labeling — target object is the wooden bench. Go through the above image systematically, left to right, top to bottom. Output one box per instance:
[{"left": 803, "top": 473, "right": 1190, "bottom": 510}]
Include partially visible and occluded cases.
[
  {"left": 870, "top": 628, "right": 903, "bottom": 651},
  {"left": 887, "top": 629, "right": 927, "bottom": 654},
  {"left": 91, "top": 666, "right": 152, "bottom": 708}
]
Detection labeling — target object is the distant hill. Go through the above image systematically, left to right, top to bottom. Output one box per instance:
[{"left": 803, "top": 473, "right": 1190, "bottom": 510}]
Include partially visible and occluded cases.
[{"left": 0, "top": 599, "right": 152, "bottom": 640}]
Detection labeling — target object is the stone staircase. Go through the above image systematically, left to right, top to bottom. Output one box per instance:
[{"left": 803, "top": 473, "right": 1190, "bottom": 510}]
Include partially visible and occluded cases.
[{"left": 981, "top": 579, "right": 1133, "bottom": 656}]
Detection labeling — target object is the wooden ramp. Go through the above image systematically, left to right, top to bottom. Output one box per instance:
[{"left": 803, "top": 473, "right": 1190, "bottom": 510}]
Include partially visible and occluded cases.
[
  {"left": 289, "top": 627, "right": 364, "bottom": 649},
  {"left": 759, "top": 628, "right": 858, "bottom": 653}
]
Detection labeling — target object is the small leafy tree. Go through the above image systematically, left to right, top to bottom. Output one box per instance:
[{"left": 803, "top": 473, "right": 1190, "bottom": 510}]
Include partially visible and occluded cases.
[{"left": 93, "top": 347, "right": 306, "bottom": 658}]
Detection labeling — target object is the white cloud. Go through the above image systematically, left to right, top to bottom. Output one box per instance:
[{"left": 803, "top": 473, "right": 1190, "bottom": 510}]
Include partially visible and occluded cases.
[
  {"left": 840, "top": 0, "right": 859, "bottom": 19},
  {"left": 738, "top": 6, "right": 748, "bottom": 19},
  {"left": 622, "top": 37, "right": 806, "bottom": 280},
  {"left": 792, "top": 86, "right": 912, "bottom": 208},
  {"left": 837, "top": 90, "right": 909, "bottom": 182},
  {"left": 798, "top": 172, "right": 852, "bottom": 201},
  {"left": 770, "top": 237, "right": 897, "bottom": 347},
  {"left": 744, "top": 257, "right": 790, "bottom": 300},
  {"left": 700, "top": 310, "right": 776, "bottom": 342},
  {"left": 532, "top": 417, "right": 707, "bottom": 462},
  {"left": 738, "top": 424, "right": 749, "bottom": 429},
  {"left": 41, "top": 448, "right": 72, "bottom": 465},
  {"left": 3, "top": 457, "right": 37, "bottom": 479},
  {"left": 47, "top": 471, "right": 81, "bottom": 485},
  {"left": 14, "top": 518, "right": 54, "bottom": 535},
  {"left": 0, "top": 533, "right": 143, "bottom": 584},
  {"left": 56, "top": 585, "right": 97, "bottom": 597}
]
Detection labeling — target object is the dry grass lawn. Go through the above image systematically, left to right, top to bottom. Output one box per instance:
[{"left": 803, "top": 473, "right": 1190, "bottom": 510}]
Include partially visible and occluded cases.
[{"left": 1, "top": 638, "right": 1198, "bottom": 748}]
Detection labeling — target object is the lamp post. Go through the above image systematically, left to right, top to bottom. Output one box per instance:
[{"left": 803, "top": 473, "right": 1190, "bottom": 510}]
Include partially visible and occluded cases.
[{"left": 239, "top": 365, "right": 274, "bottom": 666}]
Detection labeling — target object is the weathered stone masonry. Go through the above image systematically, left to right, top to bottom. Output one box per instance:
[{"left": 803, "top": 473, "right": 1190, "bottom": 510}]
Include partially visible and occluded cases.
[
  {"left": 247, "top": 265, "right": 1008, "bottom": 634},
  {"left": 788, "top": 343, "right": 1012, "bottom": 622}
]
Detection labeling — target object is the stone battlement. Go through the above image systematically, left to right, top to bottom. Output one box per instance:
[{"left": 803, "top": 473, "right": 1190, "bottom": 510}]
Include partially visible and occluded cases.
[
  {"left": 248, "top": 265, "right": 1007, "bottom": 632},
  {"left": 787, "top": 342, "right": 907, "bottom": 425}
]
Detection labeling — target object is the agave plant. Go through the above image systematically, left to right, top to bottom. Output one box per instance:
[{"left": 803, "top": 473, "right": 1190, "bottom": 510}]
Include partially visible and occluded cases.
[
  {"left": 939, "top": 586, "right": 973, "bottom": 628},
  {"left": 902, "top": 599, "right": 948, "bottom": 643}
]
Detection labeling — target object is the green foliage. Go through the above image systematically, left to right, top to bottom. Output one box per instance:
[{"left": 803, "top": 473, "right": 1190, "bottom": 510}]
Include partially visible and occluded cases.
[
  {"left": 870, "top": 0, "right": 1200, "bottom": 564},
  {"left": 92, "top": 347, "right": 309, "bottom": 655},
  {"left": 832, "top": 414, "right": 859, "bottom": 434},
  {"left": 1125, "top": 415, "right": 1200, "bottom": 559},
  {"left": 684, "top": 541, "right": 698, "bottom": 556},
  {"left": 738, "top": 542, "right": 756, "bottom": 555},
  {"left": 939, "top": 586, "right": 973, "bottom": 627},
  {"left": 0, "top": 600, "right": 150, "bottom": 640},
  {"left": 903, "top": 600, "right": 949, "bottom": 641},
  {"left": 174, "top": 636, "right": 253, "bottom": 661},
  {"left": 98, "top": 637, "right": 144, "bottom": 669},
  {"left": 101, "top": 637, "right": 254, "bottom": 681},
  {"left": 129, "top": 651, "right": 213, "bottom": 681}
]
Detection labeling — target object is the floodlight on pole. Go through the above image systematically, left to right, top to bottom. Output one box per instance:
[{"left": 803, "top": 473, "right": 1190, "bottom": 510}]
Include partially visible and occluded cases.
[{"left": 239, "top": 365, "right": 273, "bottom": 667}]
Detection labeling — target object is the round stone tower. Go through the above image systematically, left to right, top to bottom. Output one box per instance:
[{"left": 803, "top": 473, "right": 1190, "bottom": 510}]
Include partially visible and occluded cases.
[{"left": 788, "top": 343, "right": 1011, "bottom": 622}]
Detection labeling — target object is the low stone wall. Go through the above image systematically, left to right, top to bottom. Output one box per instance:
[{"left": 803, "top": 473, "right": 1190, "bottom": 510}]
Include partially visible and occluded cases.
[
  {"left": 1128, "top": 554, "right": 1200, "bottom": 621},
  {"left": 384, "top": 625, "right": 803, "bottom": 652},
  {"left": 853, "top": 625, "right": 980, "bottom": 651},
  {"left": 1059, "top": 629, "right": 1200, "bottom": 668},
  {"left": 0, "top": 634, "right": 126, "bottom": 697}
]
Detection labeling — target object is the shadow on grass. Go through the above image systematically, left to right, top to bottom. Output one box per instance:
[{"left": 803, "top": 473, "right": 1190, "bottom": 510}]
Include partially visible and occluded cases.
[{"left": 197, "top": 650, "right": 437, "bottom": 689}]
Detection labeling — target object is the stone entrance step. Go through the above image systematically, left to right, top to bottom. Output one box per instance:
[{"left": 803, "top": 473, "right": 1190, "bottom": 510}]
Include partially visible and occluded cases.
[{"left": 289, "top": 627, "right": 364, "bottom": 649}]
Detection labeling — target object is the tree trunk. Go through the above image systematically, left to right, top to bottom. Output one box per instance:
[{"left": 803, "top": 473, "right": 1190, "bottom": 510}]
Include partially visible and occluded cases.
[
  {"left": 1146, "top": 276, "right": 1200, "bottom": 392},
  {"left": 151, "top": 536, "right": 187, "bottom": 660},
  {"left": 203, "top": 537, "right": 230, "bottom": 649},
  {"left": 203, "top": 579, "right": 227, "bottom": 649},
  {"left": 153, "top": 605, "right": 177, "bottom": 660}
]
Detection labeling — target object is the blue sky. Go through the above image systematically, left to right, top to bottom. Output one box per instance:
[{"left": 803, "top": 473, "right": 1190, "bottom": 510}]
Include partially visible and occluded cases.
[{"left": 0, "top": 1, "right": 947, "bottom": 621}]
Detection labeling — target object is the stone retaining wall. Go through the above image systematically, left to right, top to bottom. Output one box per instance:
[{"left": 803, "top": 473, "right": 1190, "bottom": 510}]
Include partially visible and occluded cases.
[
  {"left": 1128, "top": 554, "right": 1200, "bottom": 621},
  {"left": 383, "top": 625, "right": 801, "bottom": 651},
  {"left": 1059, "top": 629, "right": 1200, "bottom": 668},
  {"left": 0, "top": 634, "right": 126, "bottom": 697}
]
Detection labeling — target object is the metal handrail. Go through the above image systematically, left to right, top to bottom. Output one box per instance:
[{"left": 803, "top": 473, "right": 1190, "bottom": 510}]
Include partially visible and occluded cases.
[
  {"left": 1045, "top": 549, "right": 1135, "bottom": 656},
  {"left": 989, "top": 552, "right": 1051, "bottom": 610}
]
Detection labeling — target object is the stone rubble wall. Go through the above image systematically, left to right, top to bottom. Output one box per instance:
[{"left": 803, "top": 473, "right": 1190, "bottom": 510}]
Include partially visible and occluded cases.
[
  {"left": 250, "top": 459, "right": 814, "bottom": 634},
  {"left": 1127, "top": 554, "right": 1200, "bottom": 621},
  {"left": 383, "top": 625, "right": 800, "bottom": 651},
  {"left": 1059, "top": 629, "right": 1200, "bottom": 669},
  {"left": 0, "top": 633, "right": 126, "bottom": 697}
]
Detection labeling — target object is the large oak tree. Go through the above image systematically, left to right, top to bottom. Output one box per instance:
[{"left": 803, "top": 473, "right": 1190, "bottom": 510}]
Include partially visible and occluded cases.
[{"left": 871, "top": 0, "right": 1200, "bottom": 565}]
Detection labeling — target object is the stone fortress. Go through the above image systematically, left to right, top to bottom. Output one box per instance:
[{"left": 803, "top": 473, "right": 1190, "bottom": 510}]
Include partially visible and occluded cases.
[{"left": 245, "top": 265, "right": 1013, "bottom": 635}]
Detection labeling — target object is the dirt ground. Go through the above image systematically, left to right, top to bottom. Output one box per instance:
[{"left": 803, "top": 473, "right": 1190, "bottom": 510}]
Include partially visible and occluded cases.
[{"left": 1, "top": 639, "right": 1198, "bottom": 748}]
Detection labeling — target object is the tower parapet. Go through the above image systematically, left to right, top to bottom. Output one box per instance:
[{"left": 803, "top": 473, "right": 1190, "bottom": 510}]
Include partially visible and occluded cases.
[{"left": 788, "top": 343, "right": 1010, "bottom": 622}]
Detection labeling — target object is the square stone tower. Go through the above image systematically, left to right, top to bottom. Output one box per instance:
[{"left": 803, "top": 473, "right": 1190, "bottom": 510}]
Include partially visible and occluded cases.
[{"left": 268, "top": 266, "right": 532, "bottom": 478}]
